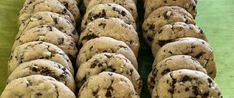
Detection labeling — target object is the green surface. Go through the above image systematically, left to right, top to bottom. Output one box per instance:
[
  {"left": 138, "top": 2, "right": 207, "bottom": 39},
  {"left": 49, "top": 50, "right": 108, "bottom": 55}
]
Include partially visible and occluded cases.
[{"left": 0, "top": 0, "right": 234, "bottom": 97}]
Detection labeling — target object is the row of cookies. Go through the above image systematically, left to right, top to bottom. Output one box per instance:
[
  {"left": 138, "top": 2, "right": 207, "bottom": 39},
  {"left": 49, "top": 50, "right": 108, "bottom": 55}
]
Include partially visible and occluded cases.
[
  {"left": 1, "top": 0, "right": 81, "bottom": 97},
  {"left": 76, "top": 0, "right": 141, "bottom": 97},
  {"left": 142, "top": 0, "right": 222, "bottom": 98}
]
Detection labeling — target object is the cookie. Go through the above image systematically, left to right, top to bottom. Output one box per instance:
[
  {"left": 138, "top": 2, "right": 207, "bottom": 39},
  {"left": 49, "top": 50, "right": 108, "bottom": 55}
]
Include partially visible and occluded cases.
[
  {"left": 19, "top": 0, "right": 75, "bottom": 25},
  {"left": 84, "top": 0, "right": 137, "bottom": 7},
  {"left": 86, "top": 0, "right": 138, "bottom": 20},
  {"left": 144, "top": 0, "right": 197, "bottom": 18},
  {"left": 81, "top": 3, "right": 136, "bottom": 30},
  {"left": 142, "top": 6, "right": 195, "bottom": 46},
  {"left": 18, "top": 11, "right": 78, "bottom": 42},
  {"left": 79, "top": 18, "right": 139, "bottom": 56},
  {"left": 151, "top": 22, "right": 207, "bottom": 57},
  {"left": 13, "top": 25, "right": 78, "bottom": 60},
  {"left": 77, "top": 37, "right": 138, "bottom": 69},
  {"left": 155, "top": 37, "right": 216, "bottom": 78},
  {"left": 8, "top": 41, "right": 74, "bottom": 75},
  {"left": 76, "top": 53, "right": 141, "bottom": 93},
  {"left": 147, "top": 55, "right": 207, "bottom": 93},
  {"left": 7, "top": 59, "right": 75, "bottom": 92},
  {"left": 152, "top": 69, "right": 222, "bottom": 98},
  {"left": 77, "top": 72, "right": 140, "bottom": 98},
  {"left": 1, "top": 75, "right": 75, "bottom": 98}
]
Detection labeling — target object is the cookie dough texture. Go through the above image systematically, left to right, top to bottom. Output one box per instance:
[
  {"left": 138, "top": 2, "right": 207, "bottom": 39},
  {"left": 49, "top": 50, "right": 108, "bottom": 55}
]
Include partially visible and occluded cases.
[
  {"left": 19, "top": 0, "right": 75, "bottom": 25},
  {"left": 86, "top": 0, "right": 138, "bottom": 20},
  {"left": 144, "top": 0, "right": 197, "bottom": 18},
  {"left": 81, "top": 3, "right": 136, "bottom": 30},
  {"left": 142, "top": 6, "right": 195, "bottom": 46},
  {"left": 19, "top": 11, "right": 78, "bottom": 42},
  {"left": 79, "top": 18, "right": 139, "bottom": 56},
  {"left": 151, "top": 22, "right": 207, "bottom": 57},
  {"left": 13, "top": 25, "right": 78, "bottom": 59},
  {"left": 77, "top": 37, "right": 138, "bottom": 69},
  {"left": 155, "top": 37, "right": 216, "bottom": 78},
  {"left": 8, "top": 41, "right": 74, "bottom": 75},
  {"left": 76, "top": 53, "right": 141, "bottom": 93},
  {"left": 147, "top": 55, "right": 207, "bottom": 93},
  {"left": 7, "top": 59, "right": 75, "bottom": 92},
  {"left": 152, "top": 69, "right": 222, "bottom": 98},
  {"left": 78, "top": 72, "right": 140, "bottom": 98},
  {"left": 1, "top": 75, "right": 75, "bottom": 98}
]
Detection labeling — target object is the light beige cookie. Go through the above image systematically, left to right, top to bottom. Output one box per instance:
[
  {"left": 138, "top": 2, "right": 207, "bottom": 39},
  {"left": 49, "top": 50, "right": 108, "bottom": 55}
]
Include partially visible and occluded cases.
[
  {"left": 19, "top": 0, "right": 75, "bottom": 25},
  {"left": 86, "top": 0, "right": 138, "bottom": 20},
  {"left": 144, "top": 0, "right": 197, "bottom": 18},
  {"left": 81, "top": 3, "right": 136, "bottom": 30},
  {"left": 142, "top": 6, "right": 195, "bottom": 46},
  {"left": 18, "top": 11, "right": 78, "bottom": 42},
  {"left": 79, "top": 18, "right": 139, "bottom": 56},
  {"left": 151, "top": 22, "right": 207, "bottom": 57},
  {"left": 13, "top": 25, "right": 78, "bottom": 60},
  {"left": 77, "top": 37, "right": 138, "bottom": 69},
  {"left": 155, "top": 37, "right": 216, "bottom": 78},
  {"left": 8, "top": 41, "right": 74, "bottom": 75},
  {"left": 76, "top": 53, "right": 141, "bottom": 93},
  {"left": 147, "top": 55, "right": 207, "bottom": 93},
  {"left": 7, "top": 59, "right": 75, "bottom": 92},
  {"left": 152, "top": 69, "right": 222, "bottom": 98},
  {"left": 77, "top": 72, "right": 140, "bottom": 98},
  {"left": 1, "top": 75, "right": 75, "bottom": 98}
]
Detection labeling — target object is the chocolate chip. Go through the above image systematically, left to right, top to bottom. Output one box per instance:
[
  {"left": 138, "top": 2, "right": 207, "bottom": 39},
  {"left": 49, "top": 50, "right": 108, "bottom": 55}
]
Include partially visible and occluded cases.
[
  {"left": 98, "top": 22, "right": 106, "bottom": 28},
  {"left": 81, "top": 33, "right": 98, "bottom": 41},
  {"left": 57, "top": 38, "right": 64, "bottom": 45},
  {"left": 91, "top": 60, "right": 99, "bottom": 68},
  {"left": 181, "top": 75, "right": 192, "bottom": 82},
  {"left": 105, "top": 86, "right": 113, "bottom": 97}
]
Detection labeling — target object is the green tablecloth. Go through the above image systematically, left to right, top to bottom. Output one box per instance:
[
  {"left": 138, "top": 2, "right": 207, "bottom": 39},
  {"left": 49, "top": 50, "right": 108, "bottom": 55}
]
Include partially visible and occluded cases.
[{"left": 0, "top": 0, "right": 233, "bottom": 97}]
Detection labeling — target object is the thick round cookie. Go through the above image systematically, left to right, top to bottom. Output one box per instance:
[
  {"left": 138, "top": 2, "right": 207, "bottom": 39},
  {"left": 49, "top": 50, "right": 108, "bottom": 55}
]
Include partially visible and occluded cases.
[
  {"left": 19, "top": 0, "right": 75, "bottom": 25},
  {"left": 84, "top": 0, "right": 137, "bottom": 7},
  {"left": 86, "top": 0, "right": 138, "bottom": 20},
  {"left": 144, "top": 0, "right": 197, "bottom": 18},
  {"left": 81, "top": 3, "right": 136, "bottom": 30},
  {"left": 142, "top": 6, "right": 195, "bottom": 46},
  {"left": 18, "top": 11, "right": 78, "bottom": 42},
  {"left": 79, "top": 18, "right": 139, "bottom": 56},
  {"left": 151, "top": 22, "right": 207, "bottom": 57},
  {"left": 13, "top": 25, "right": 78, "bottom": 60},
  {"left": 77, "top": 37, "right": 138, "bottom": 69},
  {"left": 155, "top": 37, "right": 216, "bottom": 78},
  {"left": 8, "top": 41, "right": 74, "bottom": 75},
  {"left": 76, "top": 53, "right": 141, "bottom": 93},
  {"left": 147, "top": 55, "right": 207, "bottom": 93},
  {"left": 7, "top": 59, "right": 75, "bottom": 92},
  {"left": 152, "top": 69, "right": 222, "bottom": 98},
  {"left": 78, "top": 72, "right": 140, "bottom": 98},
  {"left": 1, "top": 75, "right": 75, "bottom": 98}
]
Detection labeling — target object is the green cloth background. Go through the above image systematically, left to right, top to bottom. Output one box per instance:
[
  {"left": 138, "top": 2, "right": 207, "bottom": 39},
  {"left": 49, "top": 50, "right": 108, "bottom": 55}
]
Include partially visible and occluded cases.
[{"left": 0, "top": 0, "right": 234, "bottom": 97}]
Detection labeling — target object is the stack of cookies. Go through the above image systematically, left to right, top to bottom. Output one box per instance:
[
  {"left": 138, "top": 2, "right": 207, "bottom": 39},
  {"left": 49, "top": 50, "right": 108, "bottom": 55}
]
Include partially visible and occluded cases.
[
  {"left": 1, "top": 0, "right": 81, "bottom": 97},
  {"left": 76, "top": 0, "right": 141, "bottom": 97},
  {"left": 142, "top": 0, "right": 223, "bottom": 97}
]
